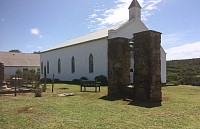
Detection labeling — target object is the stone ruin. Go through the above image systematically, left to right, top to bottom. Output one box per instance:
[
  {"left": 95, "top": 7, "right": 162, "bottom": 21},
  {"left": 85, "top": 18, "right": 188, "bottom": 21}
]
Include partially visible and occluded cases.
[
  {"left": 107, "top": 30, "right": 162, "bottom": 103},
  {"left": 134, "top": 30, "right": 162, "bottom": 102},
  {"left": 108, "top": 37, "right": 130, "bottom": 97},
  {"left": 0, "top": 62, "right": 5, "bottom": 88}
]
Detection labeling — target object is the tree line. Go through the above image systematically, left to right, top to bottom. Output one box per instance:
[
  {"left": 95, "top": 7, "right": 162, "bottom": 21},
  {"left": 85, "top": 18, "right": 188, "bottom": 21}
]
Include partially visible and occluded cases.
[
  {"left": 9, "top": 49, "right": 40, "bottom": 54},
  {"left": 167, "top": 58, "right": 200, "bottom": 85}
]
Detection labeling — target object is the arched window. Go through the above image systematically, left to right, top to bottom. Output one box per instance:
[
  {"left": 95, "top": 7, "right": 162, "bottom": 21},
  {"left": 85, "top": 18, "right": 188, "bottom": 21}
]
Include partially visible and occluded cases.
[
  {"left": 89, "top": 53, "right": 93, "bottom": 73},
  {"left": 71, "top": 56, "right": 75, "bottom": 73},
  {"left": 58, "top": 58, "right": 61, "bottom": 73},
  {"left": 47, "top": 61, "right": 49, "bottom": 74},
  {"left": 41, "top": 62, "right": 43, "bottom": 74}
]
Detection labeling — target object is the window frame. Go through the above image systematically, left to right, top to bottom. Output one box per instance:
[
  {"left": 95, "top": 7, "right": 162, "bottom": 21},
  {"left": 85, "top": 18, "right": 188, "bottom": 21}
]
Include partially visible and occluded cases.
[
  {"left": 89, "top": 53, "right": 94, "bottom": 73},
  {"left": 71, "top": 56, "right": 75, "bottom": 73},
  {"left": 58, "top": 58, "right": 61, "bottom": 74}
]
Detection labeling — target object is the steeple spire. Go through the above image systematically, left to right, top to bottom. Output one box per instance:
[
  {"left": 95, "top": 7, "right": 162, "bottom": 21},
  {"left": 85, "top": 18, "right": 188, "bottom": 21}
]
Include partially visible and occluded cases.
[
  {"left": 128, "top": 0, "right": 141, "bottom": 20},
  {"left": 129, "top": 0, "right": 141, "bottom": 9}
]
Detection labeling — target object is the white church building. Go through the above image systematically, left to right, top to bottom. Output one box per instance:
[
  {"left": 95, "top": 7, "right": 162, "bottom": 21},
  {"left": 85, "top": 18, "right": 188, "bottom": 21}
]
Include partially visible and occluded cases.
[{"left": 40, "top": 0, "right": 166, "bottom": 84}]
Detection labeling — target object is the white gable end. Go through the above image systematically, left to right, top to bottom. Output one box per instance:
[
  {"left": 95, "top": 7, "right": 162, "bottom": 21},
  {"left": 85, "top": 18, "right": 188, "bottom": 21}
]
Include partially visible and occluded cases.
[{"left": 108, "top": 19, "right": 148, "bottom": 39}]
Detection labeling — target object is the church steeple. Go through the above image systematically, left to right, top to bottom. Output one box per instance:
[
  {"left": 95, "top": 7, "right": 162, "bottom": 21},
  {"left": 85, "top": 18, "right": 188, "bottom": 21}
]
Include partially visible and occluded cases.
[{"left": 128, "top": 0, "right": 141, "bottom": 20}]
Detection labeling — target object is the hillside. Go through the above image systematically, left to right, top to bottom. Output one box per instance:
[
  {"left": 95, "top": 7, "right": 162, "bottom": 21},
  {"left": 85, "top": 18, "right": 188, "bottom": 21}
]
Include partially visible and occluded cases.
[{"left": 167, "top": 58, "right": 200, "bottom": 85}]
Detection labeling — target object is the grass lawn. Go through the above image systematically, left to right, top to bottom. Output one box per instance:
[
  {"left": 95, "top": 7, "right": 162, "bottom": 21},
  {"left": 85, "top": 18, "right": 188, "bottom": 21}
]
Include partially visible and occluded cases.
[{"left": 1, "top": 84, "right": 200, "bottom": 129}]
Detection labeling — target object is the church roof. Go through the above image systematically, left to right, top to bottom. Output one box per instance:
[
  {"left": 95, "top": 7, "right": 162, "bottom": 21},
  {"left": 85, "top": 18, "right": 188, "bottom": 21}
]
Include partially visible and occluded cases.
[
  {"left": 128, "top": 0, "right": 141, "bottom": 9},
  {"left": 43, "top": 23, "right": 125, "bottom": 52},
  {"left": 0, "top": 52, "right": 40, "bottom": 67}
]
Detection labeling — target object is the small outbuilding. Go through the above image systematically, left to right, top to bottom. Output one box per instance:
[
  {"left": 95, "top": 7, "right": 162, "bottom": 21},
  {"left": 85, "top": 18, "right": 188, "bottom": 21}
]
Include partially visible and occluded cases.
[{"left": 0, "top": 52, "right": 40, "bottom": 79}]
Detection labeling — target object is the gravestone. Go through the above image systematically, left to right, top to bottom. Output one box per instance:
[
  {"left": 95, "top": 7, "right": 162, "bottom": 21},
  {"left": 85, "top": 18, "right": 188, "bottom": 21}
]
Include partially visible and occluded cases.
[
  {"left": 133, "top": 30, "right": 162, "bottom": 102},
  {"left": 108, "top": 37, "right": 131, "bottom": 97}
]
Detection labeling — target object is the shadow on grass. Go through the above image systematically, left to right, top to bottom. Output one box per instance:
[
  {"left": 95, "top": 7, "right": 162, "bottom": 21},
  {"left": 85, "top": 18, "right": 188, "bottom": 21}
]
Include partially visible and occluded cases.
[
  {"left": 59, "top": 88, "right": 69, "bottom": 90},
  {"left": 81, "top": 91, "right": 100, "bottom": 93},
  {"left": 99, "top": 95, "right": 162, "bottom": 108},
  {"left": 99, "top": 95, "right": 122, "bottom": 101},
  {"left": 128, "top": 100, "right": 162, "bottom": 108}
]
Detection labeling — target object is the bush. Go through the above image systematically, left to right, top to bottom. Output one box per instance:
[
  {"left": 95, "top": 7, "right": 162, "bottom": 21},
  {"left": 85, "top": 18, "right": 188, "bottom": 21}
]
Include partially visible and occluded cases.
[
  {"left": 15, "top": 69, "right": 22, "bottom": 77},
  {"left": 94, "top": 75, "right": 108, "bottom": 86},
  {"left": 71, "top": 77, "right": 88, "bottom": 85},
  {"left": 80, "top": 77, "right": 88, "bottom": 80},
  {"left": 40, "top": 78, "right": 52, "bottom": 84},
  {"left": 54, "top": 79, "right": 60, "bottom": 83},
  {"left": 72, "top": 79, "right": 80, "bottom": 85}
]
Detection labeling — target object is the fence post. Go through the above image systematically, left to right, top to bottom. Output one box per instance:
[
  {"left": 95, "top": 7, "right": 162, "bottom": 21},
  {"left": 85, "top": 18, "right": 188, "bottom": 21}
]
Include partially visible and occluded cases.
[
  {"left": 43, "top": 66, "right": 47, "bottom": 92},
  {"left": 34, "top": 74, "right": 37, "bottom": 89},
  {"left": 52, "top": 74, "right": 54, "bottom": 93},
  {"left": 14, "top": 75, "right": 17, "bottom": 96}
]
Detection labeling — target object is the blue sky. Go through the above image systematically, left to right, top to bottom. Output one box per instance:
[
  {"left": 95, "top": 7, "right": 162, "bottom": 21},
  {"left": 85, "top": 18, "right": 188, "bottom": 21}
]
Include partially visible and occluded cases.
[{"left": 0, "top": 0, "right": 200, "bottom": 60}]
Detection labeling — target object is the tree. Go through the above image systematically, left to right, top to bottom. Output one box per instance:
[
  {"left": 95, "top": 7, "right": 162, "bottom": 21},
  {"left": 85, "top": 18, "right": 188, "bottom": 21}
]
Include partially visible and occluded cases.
[
  {"left": 9, "top": 49, "right": 21, "bottom": 53},
  {"left": 33, "top": 51, "right": 41, "bottom": 54},
  {"left": 15, "top": 69, "right": 22, "bottom": 77}
]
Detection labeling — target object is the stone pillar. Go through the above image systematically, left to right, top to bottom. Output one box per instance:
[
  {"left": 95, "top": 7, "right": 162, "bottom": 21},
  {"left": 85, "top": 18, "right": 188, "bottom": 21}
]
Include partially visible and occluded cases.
[
  {"left": 134, "top": 30, "right": 162, "bottom": 102},
  {"left": 108, "top": 37, "right": 130, "bottom": 97},
  {"left": 0, "top": 62, "right": 4, "bottom": 86}
]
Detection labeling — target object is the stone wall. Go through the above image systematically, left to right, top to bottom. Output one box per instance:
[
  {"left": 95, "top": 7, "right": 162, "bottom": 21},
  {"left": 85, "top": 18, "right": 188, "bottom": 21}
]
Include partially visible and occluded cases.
[
  {"left": 133, "top": 30, "right": 162, "bottom": 102},
  {"left": 108, "top": 37, "right": 130, "bottom": 97},
  {"left": 0, "top": 62, "right": 4, "bottom": 85}
]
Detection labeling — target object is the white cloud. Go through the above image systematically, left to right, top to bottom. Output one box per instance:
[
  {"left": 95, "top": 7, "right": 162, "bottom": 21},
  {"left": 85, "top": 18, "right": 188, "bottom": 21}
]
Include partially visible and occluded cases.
[
  {"left": 87, "top": 0, "right": 163, "bottom": 31},
  {"left": 89, "top": 13, "right": 98, "bottom": 18},
  {"left": 30, "top": 28, "right": 43, "bottom": 38},
  {"left": 30, "top": 28, "right": 40, "bottom": 35},
  {"left": 162, "top": 31, "right": 189, "bottom": 49},
  {"left": 166, "top": 41, "right": 200, "bottom": 60}
]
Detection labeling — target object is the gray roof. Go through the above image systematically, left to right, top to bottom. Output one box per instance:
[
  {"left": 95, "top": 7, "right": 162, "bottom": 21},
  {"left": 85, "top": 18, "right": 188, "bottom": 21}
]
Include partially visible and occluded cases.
[
  {"left": 128, "top": 0, "right": 141, "bottom": 9},
  {"left": 43, "top": 23, "right": 126, "bottom": 53},
  {"left": 0, "top": 52, "right": 40, "bottom": 67}
]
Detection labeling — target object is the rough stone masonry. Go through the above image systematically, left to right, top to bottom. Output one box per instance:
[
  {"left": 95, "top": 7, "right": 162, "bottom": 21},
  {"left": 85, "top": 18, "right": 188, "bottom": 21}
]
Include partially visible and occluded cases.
[
  {"left": 134, "top": 30, "right": 162, "bottom": 102},
  {"left": 107, "top": 37, "right": 130, "bottom": 97},
  {"left": 0, "top": 62, "right": 4, "bottom": 87}
]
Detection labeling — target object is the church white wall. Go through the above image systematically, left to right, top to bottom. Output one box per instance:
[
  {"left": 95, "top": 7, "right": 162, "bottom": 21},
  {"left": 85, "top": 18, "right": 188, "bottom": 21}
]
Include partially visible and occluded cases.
[
  {"left": 108, "top": 19, "right": 148, "bottom": 39},
  {"left": 40, "top": 38, "right": 108, "bottom": 81},
  {"left": 161, "top": 47, "right": 166, "bottom": 84}
]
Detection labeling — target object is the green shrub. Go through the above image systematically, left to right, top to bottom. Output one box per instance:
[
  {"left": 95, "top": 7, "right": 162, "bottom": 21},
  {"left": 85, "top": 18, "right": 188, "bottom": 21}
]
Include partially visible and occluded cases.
[
  {"left": 15, "top": 69, "right": 22, "bottom": 77},
  {"left": 94, "top": 75, "right": 108, "bottom": 86},
  {"left": 80, "top": 77, "right": 88, "bottom": 80},
  {"left": 40, "top": 78, "right": 52, "bottom": 84},
  {"left": 54, "top": 79, "right": 60, "bottom": 83},
  {"left": 72, "top": 79, "right": 80, "bottom": 84}
]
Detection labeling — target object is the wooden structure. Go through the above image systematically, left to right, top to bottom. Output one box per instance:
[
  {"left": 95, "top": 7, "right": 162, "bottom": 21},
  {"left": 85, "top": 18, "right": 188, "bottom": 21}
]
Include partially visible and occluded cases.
[{"left": 80, "top": 80, "right": 100, "bottom": 92}]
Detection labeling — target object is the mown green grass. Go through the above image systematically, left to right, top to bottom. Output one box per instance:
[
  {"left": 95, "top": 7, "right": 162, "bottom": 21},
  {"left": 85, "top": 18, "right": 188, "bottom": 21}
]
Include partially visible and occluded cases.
[{"left": 1, "top": 84, "right": 200, "bottom": 129}]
